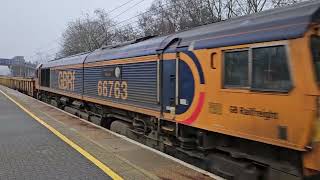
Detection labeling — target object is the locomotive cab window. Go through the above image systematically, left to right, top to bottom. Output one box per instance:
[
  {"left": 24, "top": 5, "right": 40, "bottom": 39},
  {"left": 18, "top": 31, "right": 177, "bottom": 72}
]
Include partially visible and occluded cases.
[
  {"left": 311, "top": 36, "right": 320, "bottom": 82},
  {"left": 223, "top": 45, "right": 292, "bottom": 92},
  {"left": 252, "top": 45, "right": 291, "bottom": 91},
  {"left": 223, "top": 50, "right": 249, "bottom": 88}
]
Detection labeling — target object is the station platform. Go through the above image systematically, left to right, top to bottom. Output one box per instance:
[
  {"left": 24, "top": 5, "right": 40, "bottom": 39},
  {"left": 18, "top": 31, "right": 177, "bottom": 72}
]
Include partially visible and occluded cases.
[{"left": 0, "top": 85, "right": 219, "bottom": 180}]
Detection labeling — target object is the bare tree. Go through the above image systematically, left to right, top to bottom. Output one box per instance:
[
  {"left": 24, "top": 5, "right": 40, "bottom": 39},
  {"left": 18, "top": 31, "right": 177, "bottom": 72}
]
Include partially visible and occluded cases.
[
  {"left": 59, "top": 0, "right": 305, "bottom": 57},
  {"left": 138, "top": 0, "right": 305, "bottom": 36},
  {"left": 272, "top": 0, "right": 304, "bottom": 7},
  {"left": 59, "top": 9, "right": 142, "bottom": 57},
  {"left": 60, "top": 10, "right": 115, "bottom": 56},
  {"left": 113, "top": 25, "right": 140, "bottom": 43},
  {"left": 33, "top": 52, "right": 53, "bottom": 64}
]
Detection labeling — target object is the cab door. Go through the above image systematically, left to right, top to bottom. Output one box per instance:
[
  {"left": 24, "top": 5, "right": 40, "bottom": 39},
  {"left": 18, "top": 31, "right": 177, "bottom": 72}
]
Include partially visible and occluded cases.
[
  {"left": 159, "top": 38, "right": 181, "bottom": 118},
  {"left": 161, "top": 57, "right": 177, "bottom": 115}
]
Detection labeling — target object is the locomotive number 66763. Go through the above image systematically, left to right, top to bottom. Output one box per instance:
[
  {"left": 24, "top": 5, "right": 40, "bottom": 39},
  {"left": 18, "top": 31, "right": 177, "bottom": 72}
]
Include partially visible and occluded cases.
[{"left": 97, "top": 80, "right": 128, "bottom": 100}]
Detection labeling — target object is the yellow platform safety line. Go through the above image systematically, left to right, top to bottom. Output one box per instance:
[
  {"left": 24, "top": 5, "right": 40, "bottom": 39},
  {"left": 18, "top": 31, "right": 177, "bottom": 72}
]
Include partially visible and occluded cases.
[{"left": 0, "top": 90, "right": 123, "bottom": 180}]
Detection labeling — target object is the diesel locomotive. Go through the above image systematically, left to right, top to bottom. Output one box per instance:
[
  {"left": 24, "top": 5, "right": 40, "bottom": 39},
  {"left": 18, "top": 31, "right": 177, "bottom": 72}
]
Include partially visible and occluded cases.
[{"left": 1, "top": 1, "right": 320, "bottom": 179}]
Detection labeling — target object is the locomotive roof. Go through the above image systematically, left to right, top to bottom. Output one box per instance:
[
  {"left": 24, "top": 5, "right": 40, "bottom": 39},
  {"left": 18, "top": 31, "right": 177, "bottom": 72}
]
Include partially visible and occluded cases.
[
  {"left": 43, "top": 0, "right": 320, "bottom": 68},
  {"left": 169, "top": 0, "right": 320, "bottom": 50},
  {"left": 42, "top": 52, "right": 89, "bottom": 68}
]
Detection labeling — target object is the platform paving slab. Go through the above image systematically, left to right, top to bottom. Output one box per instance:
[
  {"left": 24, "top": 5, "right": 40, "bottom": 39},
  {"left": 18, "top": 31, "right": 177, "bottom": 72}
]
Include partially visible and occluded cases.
[{"left": 0, "top": 90, "right": 111, "bottom": 180}]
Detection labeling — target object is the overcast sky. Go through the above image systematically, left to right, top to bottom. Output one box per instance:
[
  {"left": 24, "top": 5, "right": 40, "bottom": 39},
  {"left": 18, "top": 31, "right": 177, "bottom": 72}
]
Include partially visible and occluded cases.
[{"left": 0, "top": 0, "right": 153, "bottom": 62}]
